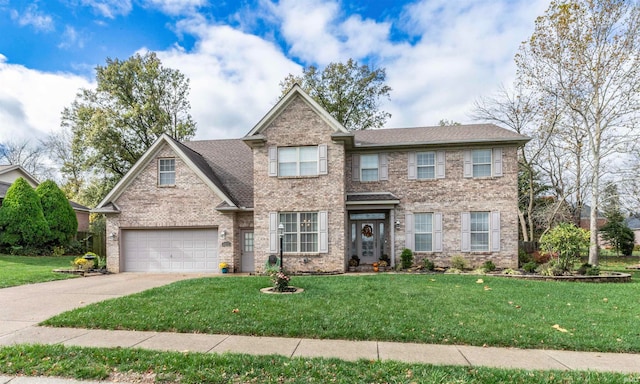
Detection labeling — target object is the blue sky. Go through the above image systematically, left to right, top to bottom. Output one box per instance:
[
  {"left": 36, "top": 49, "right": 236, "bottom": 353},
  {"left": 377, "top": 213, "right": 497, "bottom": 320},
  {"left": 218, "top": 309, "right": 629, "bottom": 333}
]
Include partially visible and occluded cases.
[{"left": 0, "top": 0, "right": 550, "bottom": 147}]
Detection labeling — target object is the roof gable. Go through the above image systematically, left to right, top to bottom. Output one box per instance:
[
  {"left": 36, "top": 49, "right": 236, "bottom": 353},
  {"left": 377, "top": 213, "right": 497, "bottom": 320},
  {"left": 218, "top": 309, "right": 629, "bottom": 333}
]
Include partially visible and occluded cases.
[
  {"left": 244, "top": 84, "right": 349, "bottom": 137},
  {"left": 96, "top": 134, "right": 239, "bottom": 210},
  {"left": 0, "top": 165, "right": 39, "bottom": 186}
]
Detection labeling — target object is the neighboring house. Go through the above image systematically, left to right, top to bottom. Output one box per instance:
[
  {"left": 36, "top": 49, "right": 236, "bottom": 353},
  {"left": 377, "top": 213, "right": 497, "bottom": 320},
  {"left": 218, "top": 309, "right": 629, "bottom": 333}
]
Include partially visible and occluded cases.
[
  {"left": 95, "top": 85, "right": 529, "bottom": 274},
  {"left": 0, "top": 165, "right": 90, "bottom": 232},
  {"left": 579, "top": 204, "right": 607, "bottom": 231},
  {"left": 625, "top": 216, "right": 640, "bottom": 246}
]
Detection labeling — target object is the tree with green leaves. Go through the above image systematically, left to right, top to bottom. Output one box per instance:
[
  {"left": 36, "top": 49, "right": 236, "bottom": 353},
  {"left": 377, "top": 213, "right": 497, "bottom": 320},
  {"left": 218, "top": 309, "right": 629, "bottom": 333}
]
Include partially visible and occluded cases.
[
  {"left": 516, "top": 0, "right": 640, "bottom": 265},
  {"left": 60, "top": 51, "right": 196, "bottom": 205},
  {"left": 280, "top": 59, "right": 391, "bottom": 131},
  {"left": 0, "top": 178, "right": 50, "bottom": 248},
  {"left": 36, "top": 180, "right": 78, "bottom": 246},
  {"left": 600, "top": 184, "right": 634, "bottom": 256},
  {"left": 539, "top": 222, "right": 590, "bottom": 273}
]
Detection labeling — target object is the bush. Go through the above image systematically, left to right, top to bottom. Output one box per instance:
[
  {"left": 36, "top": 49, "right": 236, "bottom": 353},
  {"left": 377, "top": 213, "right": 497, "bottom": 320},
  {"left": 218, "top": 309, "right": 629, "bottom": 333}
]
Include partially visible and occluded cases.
[
  {"left": 0, "top": 178, "right": 50, "bottom": 247},
  {"left": 36, "top": 180, "right": 78, "bottom": 246},
  {"left": 539, "top": 223, "right": 589, "bottom": 273},
  {"left": 52, "top": 246, "right": 65, "bottom": 257},
  {"left": 400, "top": 248, "right": 413, "bottom": 269},
  {"left": 518, "top": 248, "right": 532, "bottom": 266},
  {"left": 532, "top": 251, "right": 551, "bottom": 264},
  {"left": 450, "top": 255, "right": 468, "bottom": 270},
  {"left": 422, "top": 258, "right": 435, "bottom": 271},
  {"left": 482, "top": 260, "right": 496, "bottom": 272},
  {"left": 537, "top": 260, "right": 564, "bottom": 276},
  {"left": 522, "top": 261, "right": 538, "bottom": 273},
  {"left": 576, "top": 263, "right": 600, "bottom": 276},
  {"left": 445, "top": 267, "right": 462, "bottom": 274}
]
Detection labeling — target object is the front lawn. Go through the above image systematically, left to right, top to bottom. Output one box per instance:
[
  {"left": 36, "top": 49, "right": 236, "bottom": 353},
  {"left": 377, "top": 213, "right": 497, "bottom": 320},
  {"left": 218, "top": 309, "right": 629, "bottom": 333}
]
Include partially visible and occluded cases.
[
  {"left": 0, "top": 255, "right": 78, "bottom": 288},
  {"left": 43, "top": 273, "right": 640, "bottom": 353},
  {"left": 0, "top": 344, "right": 637, "bottom": 384}
]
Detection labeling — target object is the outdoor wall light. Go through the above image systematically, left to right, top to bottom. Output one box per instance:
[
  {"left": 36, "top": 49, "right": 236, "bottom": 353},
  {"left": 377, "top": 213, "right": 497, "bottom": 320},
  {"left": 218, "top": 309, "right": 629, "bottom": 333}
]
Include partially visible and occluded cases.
[
  {"left": 395, "top": 220, "right": 401, "bottom": 229},
  {"left": 220, "top": 230, "right": 227, "bottom": 239},
  {"left": 108, "top": 232, "right": 117, "bottom": 240}
]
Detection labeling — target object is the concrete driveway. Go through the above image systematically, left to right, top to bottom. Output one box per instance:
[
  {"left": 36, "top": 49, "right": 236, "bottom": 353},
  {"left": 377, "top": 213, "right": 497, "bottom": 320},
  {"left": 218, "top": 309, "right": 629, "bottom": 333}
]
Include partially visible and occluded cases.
[{"left": 0, "top": 273, "right": 202, "bottom": 337}]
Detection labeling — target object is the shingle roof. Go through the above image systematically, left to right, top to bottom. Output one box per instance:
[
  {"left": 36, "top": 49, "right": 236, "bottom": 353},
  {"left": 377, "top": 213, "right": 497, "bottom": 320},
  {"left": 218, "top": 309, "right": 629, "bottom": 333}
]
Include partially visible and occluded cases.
[
  {"left": 353, "top": 124, "right": 529, "bottom": 148},
  {"left": 180, "top": 138, "right": 254, "bottom": 209},
  {"left": 347, "top": 193, "right": 399, "bottom": 202},
  {"left": 625, "top": 216, "right": 640, "bottom": 230}
]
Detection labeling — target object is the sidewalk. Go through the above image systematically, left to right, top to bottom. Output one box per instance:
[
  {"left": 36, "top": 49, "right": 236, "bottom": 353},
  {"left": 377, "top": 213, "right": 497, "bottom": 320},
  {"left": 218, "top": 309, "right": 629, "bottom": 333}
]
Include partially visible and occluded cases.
[{"left": 2, "top": 274, "right": 640, "bottom": 383}]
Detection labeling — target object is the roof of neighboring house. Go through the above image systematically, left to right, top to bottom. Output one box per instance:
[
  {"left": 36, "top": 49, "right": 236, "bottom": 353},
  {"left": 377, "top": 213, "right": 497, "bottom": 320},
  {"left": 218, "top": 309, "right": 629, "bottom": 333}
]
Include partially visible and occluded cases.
[
  {"left": 352, "top": 124, "right": 530, "bottom": 148},
  {"left": 0, "top": 164, "right": 39, "bottom": 186},
  {"left": 580, "top": 204, "right": 606, "bottom": 219},
  {"left": 626, "top": 216, "right": 640, "bottom": 230}
]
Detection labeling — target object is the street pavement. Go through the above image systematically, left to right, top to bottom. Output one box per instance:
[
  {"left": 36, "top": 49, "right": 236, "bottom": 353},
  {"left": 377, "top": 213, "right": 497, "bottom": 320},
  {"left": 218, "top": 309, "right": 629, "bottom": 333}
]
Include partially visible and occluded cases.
[{"left": 1, "top": 273, "right": 639, "bottom": 383}]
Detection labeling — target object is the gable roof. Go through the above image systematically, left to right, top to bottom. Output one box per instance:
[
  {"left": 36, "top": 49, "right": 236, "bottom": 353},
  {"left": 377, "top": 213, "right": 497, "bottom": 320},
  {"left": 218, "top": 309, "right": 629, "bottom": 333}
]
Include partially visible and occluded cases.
[
  {"left": 244, "top": 84, "right": 350, "bottom": 138},
  {"left": 352, "top": 124, "right": 530, "bottom": 149},
  {"left": 95, "top": 134, "right": 247, "bottom": 212},
  {"left": 0, "top": 164, "right": 40, "bottom": 186}
]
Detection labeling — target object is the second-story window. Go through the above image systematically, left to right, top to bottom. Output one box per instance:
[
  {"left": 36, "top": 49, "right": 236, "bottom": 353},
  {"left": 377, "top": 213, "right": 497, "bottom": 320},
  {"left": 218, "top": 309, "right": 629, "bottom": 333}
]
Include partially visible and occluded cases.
[
  {"left": 278, "top": 146, "right": 318, "bottom": 176},
  {"left": 472, "top": 149, "right": 492, "bottom": 177},
  {"left": 417, "top": 152, "right": 436, "bottom": 179},
  {"left": 360, "top": 154, "right": 379, "bottom": 181},
  {"left": 158, "top": 158, "right": 175, "bottom": 186}
]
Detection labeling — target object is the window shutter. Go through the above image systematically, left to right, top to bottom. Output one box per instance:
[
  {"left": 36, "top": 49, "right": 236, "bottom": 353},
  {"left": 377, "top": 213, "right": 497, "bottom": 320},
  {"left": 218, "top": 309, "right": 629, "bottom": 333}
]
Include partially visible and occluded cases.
[
  {"left": 318, "top": 144, "right": 328, "bottom": 175},
  {"left": 268, "top": 146, "right": 278, "bottom": 177},
  {"left": 493, "top": 148, "right": 503, "bottom": 177},
  {"left": 463, "top": 150, "right": 472, "bottom": 178},
  {"left": 436, "top": 151, "right": 446, "bottom": 179},
  {"left": 408, "top": 152, "right": 417, "bottom": 180},
  {"left": 379, "top": 153, "right": 389, "bottom": 181},
  {"left": 352, "top": 154, "right": 360, "bottom": 182},
  {"left": 319, "top": 211, "right": 328, "bottom": 253},
  {"left": 491, "top": 211, "right": 501, "bottom": 252},
  {"left": 269, "top": 212, "right": 278, "bottom": 253},
  {"left": 405, "top": 212, "right": 414, "bottom": 251},
  {"left": 434, "top": 212, "right": 443, "bottom": 252},
  {"left": 461, "top": 212, "right": 471, "bottom": 252}
]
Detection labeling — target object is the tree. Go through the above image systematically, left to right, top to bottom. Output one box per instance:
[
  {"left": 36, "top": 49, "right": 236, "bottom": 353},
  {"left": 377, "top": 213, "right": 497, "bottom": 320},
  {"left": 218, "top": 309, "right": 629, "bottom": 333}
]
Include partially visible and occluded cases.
[
  {"left": 516, "top": 0, "right": 640, "bottom": 265},
  {"left": 61, "top": 52, "right": 196, "bottom": 205},
  {"left": 280, "top": 59, "right": 391, "bottom": 131},
  {"left": 438, "top": 119, "right": 461, "bottom": 126},
  {"left": 44, "top": 128, "right": 85, "bottom": 200},
  {"left": 0, "top": 139, "right": 51, "bottom": 181},
  {"left": 0, "top": 178, "right": 50, "bottom": 247},
  {"left": 36, "top": 180, "right": 78, "bottom": 246},
  {"left": 600, "top": 184, "right": 634, "bottom": 256},
  {"left": 539, "top": 222, "right": 590, "bottom": 273}
]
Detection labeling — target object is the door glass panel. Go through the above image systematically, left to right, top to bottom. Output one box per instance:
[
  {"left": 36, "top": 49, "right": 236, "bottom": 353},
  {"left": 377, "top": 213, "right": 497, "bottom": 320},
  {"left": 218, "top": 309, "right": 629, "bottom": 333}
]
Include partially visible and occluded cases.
[
  {"left": 379, "top": 222, "right": 385, "bottom": 257},
  {"left": 351, "top": 223, "right": 356, "bottom": 256},
  {"left": 361, "top": 223, "right": 375, "bottom": 259},
  {"left": 243, "top": 232, "right": 254, "bottom": 252}
]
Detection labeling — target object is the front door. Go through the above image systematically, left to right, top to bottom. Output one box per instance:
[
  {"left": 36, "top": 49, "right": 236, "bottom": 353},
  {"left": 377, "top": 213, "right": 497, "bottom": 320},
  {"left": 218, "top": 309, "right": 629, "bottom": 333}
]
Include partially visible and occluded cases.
[
  {"left": 350, "top": 219, "right": 386, "bottom": 265},
  {"left": 241, "top": 230, "right": 254, "bottom": 273}
]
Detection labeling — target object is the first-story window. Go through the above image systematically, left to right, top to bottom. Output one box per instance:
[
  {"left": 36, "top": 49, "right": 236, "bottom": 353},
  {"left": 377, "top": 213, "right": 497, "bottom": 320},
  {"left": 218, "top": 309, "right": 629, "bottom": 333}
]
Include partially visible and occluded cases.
[
  {"left": 158, "top": 158, "right": 175, "bottom": 186},
  {"left": 280, "top": 212, "right": 318, "bottom": 253},
  {"left": 470, "top": 212, "right": 489, "bottom": 251},
  {"left": 414, "top": 213, "right": 433, "bottom": 251}
]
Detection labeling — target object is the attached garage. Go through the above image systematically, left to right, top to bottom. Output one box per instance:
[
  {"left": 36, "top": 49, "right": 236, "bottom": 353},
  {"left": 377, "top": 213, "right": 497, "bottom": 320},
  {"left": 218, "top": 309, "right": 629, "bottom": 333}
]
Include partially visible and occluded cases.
[{"left": 122, "top": 228, "right": 218, "bottom": 273}]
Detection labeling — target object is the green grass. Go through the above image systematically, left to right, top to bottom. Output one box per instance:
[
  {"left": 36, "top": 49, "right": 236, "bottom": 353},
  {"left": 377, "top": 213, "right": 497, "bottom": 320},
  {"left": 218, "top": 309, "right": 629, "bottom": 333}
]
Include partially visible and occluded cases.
[
  {"left": 0, "top": 255, "right": 79, "bottom": 288},
  {"left": 43, "top": 273, "right": 640, "bottom": 353},
  {"left": 1, "top": 344, "right": 637, "bottom": 383}
]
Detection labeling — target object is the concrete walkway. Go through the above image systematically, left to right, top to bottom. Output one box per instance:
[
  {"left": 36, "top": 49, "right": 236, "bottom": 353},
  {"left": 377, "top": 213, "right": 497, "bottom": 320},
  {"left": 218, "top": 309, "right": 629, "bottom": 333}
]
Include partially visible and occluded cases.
[{"left": 1, "top": 274, "right": 640, "bottom": 383}]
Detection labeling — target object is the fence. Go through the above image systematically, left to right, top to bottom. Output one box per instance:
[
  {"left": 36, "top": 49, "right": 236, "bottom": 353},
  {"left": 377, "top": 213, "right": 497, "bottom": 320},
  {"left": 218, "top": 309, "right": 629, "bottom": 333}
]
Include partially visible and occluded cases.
[{"left": 75, "top": 230, "right": 106, "bottom": 257}]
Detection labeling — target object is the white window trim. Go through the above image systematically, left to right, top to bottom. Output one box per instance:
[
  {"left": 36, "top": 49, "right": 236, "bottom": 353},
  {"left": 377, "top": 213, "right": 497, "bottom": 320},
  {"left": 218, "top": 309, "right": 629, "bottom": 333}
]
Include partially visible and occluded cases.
[
  {"left": 269, "top": 145, "right": 328, "bottom": 177},
  {"left": 463, "top": 148, "right": 503, "bottom": 178},
  {"left": 409, "top": 151, "right": 445, "bottom": 180},
  {"left": 353, "top": 153, "right": 388, "bottom": 182},
  {"left": 158, "top": 158, "right": 175, "bottom": 186},
  {"left": 269, "top": 211, "right": 328, "bottom": 254},
  {"left": 461, "top": 211, "right": 500, "bottom": 252},
  {"left": 405, "top": 212, "right": 443, "bottom": 252}
]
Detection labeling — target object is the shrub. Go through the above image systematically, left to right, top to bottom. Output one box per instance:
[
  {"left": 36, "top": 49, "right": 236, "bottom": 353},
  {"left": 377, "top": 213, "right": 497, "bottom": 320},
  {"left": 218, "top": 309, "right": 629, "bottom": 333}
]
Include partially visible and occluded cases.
[
  {"left": 0, "top": 178, "right": 50, "bottom": 247},
  {"left": 36, "top": 180, "right": 78, "bottom": 246},
  {"left": 539, "top": 223, "right": 589, "bottom": 273},
  {"left": 52, "top": 246, "right": 65, "bottom": 257},
  {"left": 400, "top": 248, "right": 413, "bottom": 269},
  {"left": 518, "top": 248, "right": 532, "bottom": 266},
  {"left": 532, "top": 251, "right": 551, "bottom": 264},
  {"left": 450, "top": 255, "right": 468, "bottom": 270},
  {"left": 422, "top": 258, "right": 435, "bottom": 271},
  {"left": 482, "top": 260, "right": 496, "bottom": 272},
  {"left": 537, "top": 260, "right": 564, "bottom": 276},
  {"left": 522, "top": 261, "right": 538, "bottom": 273},
  {"left": 576, "top": 263, "right": 600, "bottom": 276},
  {"left": 445, "top": 268, "right": 462, "bottom": 274},
  {"left": 502, "top": 268, "right": 522, "bottom": 275},
  {"left": 271, "top": 271, "right": 291, "bottom": 292}
]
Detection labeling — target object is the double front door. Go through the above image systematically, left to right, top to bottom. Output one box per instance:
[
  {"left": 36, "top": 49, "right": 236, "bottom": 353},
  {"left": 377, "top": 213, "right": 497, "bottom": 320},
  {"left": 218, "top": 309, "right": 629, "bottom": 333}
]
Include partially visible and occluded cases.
[{"left": 350, "top": 219, "right": 386, "bottom": 265}]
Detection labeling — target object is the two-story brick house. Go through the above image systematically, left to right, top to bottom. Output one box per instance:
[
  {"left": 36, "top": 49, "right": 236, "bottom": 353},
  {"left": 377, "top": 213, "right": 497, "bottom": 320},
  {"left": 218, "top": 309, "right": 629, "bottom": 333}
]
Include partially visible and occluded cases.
[{"left": 95, "top": 85, "right": 529, "bottom": 273}]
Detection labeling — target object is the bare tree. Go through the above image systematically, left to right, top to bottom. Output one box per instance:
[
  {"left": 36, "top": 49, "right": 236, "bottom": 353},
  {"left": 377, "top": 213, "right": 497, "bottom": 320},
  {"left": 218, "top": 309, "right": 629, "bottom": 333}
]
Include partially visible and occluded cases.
[
  {"left": 516, "top": 0, "right": 640, "bottom": 265},
  {"left": 0, "top": 139, "right": 51, "bottom": 181}
]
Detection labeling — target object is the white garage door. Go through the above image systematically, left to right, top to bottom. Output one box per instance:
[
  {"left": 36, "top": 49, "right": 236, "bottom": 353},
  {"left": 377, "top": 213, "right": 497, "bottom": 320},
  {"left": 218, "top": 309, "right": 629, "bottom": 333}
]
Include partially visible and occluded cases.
[{"left": 122, "top": 228, "right": 218, "bottom": 272}]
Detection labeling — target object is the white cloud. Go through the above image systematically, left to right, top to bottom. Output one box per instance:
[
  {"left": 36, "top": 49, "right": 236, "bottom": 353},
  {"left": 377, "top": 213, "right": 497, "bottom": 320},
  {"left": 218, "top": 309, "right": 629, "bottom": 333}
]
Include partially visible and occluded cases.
[
  {"left": 81, "top": 0, "right": 132, "bottom": 18},
  {"left": 142, "top": 0, "right": 207, "bottom": 16},
  {"left": 10, "top": 3, "right": 54, "bottom": 32},
  {"left": 156, "top": 17, "right": 301, "bottom": 139},
  {"left": 58, "top": 25, "right": 85, "bottom": 49},
  {"left": 0, "top": 61, "right": 92, "bottom": 144}
]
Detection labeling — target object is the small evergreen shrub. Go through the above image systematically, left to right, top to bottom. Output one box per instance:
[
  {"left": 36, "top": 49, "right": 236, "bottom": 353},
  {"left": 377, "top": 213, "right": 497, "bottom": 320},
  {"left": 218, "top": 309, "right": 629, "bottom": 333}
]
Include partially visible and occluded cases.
[
  {"left": 0, "top": 178, "right": 50, "bottom": 247},
  {"left": 36, "top": 180, "right": 78, "bottom": 246},
  {"left": 52, "top": 246, "right": 65, "bottom": 257},
  {"left": 400, "top": 248, "right": 413, "bottom": 269},
  {"left": 518, "top": 248, "right": 532, "bottom": 266},
  {"left": 450, "top": 255, "right": 468, "bottom": 270},
  {"left": 422, "top": 258, "right": 435, "bottom": 271},
  {"left": 482, "top": 260, "right": 496, "bottom": 272},
  {"left": 537, "top": 260, "right": 564, "bottom": 276},
  {"left": 522, "top": 261, "right": 538, "bottom": 273},
  {"left": 576, "top": 263, "right": 600, "bottom": 276}
]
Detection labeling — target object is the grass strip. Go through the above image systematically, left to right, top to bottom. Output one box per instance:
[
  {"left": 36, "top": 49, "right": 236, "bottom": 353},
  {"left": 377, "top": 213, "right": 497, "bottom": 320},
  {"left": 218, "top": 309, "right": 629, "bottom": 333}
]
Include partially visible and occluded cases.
[
  {"left": 42, "top": 273, "right": 640, "bottom": 353},
  {"left": 1, "top": 344, "right": 637, "bottom": 384}
]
